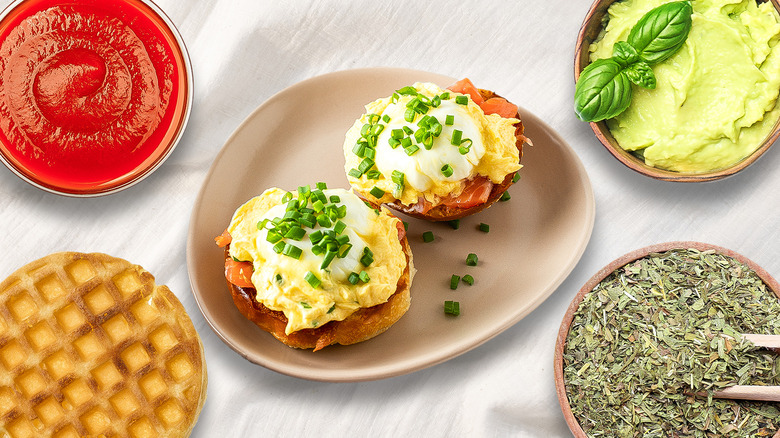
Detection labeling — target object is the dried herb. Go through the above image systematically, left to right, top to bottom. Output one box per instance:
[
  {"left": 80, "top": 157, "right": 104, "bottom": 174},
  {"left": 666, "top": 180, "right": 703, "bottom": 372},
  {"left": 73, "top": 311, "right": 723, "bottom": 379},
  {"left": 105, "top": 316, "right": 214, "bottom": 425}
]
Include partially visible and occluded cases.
[{"left": 563, "top": 248, "right": 780, "bottom": 437}]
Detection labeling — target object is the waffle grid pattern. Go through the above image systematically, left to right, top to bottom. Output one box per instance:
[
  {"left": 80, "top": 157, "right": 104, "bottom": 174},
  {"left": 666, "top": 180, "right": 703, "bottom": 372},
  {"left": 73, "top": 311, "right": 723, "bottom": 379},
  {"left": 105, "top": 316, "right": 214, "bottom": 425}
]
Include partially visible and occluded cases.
[{"left": 0, "top": 253, "right": 206, "bottom": 438}]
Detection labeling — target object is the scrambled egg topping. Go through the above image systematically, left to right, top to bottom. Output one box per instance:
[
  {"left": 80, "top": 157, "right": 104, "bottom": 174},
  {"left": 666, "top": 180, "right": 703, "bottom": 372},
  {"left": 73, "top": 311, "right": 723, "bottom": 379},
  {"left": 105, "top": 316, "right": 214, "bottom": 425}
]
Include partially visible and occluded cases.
[
  {"left": 343, "top": 82, "right": 521, "bottom": 206},
  {"left": 227, "top": 186, "right": 406, "bottom": 334}
]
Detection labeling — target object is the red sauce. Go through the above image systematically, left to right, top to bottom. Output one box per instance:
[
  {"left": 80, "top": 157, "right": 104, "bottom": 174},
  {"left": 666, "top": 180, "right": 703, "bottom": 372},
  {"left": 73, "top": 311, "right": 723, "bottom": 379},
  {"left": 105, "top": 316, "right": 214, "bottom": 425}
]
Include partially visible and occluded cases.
[{"left": 0, "top": 0, "right": 189, "bottom": 195}]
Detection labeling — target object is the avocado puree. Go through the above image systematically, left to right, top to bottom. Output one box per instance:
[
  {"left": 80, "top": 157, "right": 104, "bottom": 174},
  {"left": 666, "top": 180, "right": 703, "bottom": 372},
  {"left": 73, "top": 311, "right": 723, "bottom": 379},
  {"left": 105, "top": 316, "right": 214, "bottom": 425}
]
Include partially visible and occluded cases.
[{"left": 591, "top": 0, "right": 780, "bottom": 173}]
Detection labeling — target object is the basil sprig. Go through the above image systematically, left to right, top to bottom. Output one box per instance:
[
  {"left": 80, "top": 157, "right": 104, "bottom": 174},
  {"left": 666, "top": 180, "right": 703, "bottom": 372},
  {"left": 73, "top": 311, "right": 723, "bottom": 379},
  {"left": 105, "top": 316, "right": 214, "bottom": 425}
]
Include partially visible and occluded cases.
[{"left": 574, "top": 1, "right": 693, "bottom": 122}]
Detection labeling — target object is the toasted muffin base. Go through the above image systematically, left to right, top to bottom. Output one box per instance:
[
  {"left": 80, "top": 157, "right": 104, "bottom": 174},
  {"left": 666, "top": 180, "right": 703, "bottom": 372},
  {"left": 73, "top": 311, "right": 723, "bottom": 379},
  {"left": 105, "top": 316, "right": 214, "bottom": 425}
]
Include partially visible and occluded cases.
[
  {"left": 388, "top": 88, "right": 526, "bottom": 222},
  {"left": 224, "top": 236, "right": 414, "bottom": 351}
]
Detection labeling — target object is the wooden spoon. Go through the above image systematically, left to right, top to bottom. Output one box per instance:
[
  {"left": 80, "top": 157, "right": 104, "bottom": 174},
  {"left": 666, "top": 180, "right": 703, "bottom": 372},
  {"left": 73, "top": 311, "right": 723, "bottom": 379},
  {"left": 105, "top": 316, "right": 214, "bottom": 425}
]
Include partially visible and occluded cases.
[{"left": 710, "top": 334, "right": 780, "bottom": 402}]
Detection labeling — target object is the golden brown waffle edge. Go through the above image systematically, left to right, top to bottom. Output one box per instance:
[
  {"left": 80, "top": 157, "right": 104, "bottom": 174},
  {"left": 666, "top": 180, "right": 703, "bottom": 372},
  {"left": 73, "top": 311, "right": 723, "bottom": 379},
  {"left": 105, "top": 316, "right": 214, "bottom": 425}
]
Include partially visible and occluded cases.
[{"left": 0, "top": 252, "right": 207, "bottom": 438}]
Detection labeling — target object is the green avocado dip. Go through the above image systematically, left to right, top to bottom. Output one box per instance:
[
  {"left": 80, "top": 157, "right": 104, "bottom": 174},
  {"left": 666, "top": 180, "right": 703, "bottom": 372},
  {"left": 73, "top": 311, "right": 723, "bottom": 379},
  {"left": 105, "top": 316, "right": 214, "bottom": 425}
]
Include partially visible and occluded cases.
[{"left": 590, "top": 0, "right": 780, "bottom": 173}]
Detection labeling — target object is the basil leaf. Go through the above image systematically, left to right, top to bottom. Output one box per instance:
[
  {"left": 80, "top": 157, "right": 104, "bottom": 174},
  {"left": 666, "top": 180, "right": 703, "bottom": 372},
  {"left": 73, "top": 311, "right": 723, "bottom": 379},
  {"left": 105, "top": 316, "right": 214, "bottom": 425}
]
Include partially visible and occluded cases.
[
  {"left": 627, "top": 1, "right": 693, "bottom": 65},
  {"left": 613, "top": 41, "right": 639, "bottom": 67},
  {"left": 574, "top": 58, "right": 633, "bottom": 122},
  {"left": 625, "top": 61, "right": 657, "bottom": 89}
]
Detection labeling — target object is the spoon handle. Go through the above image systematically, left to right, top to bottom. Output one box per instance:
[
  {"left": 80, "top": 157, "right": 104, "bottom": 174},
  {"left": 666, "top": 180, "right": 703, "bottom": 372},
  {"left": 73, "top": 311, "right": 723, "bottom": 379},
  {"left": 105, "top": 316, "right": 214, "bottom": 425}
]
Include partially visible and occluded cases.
[
  {"left": 742, "top": 333, "right": 780, "bottom": 349},
  {"left": 713, "top": 385, "right": 780, "bottom": 402}
]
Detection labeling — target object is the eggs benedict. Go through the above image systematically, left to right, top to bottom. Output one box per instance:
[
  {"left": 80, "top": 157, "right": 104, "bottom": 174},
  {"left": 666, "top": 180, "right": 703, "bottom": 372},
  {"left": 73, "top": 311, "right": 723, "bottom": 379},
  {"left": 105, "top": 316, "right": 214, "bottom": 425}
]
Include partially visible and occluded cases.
[
  {"left": 344, "top": 79, "right": 528, "bottom": 221},
  {"left": 215, "top": 183, "right": 414, "bottom": 351}
]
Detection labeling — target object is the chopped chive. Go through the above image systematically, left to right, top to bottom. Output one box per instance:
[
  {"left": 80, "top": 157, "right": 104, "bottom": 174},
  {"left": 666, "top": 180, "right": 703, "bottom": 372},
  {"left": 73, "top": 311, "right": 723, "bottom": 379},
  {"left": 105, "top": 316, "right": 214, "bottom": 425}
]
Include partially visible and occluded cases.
[
  {"left": 455, "top": 95, "right": 468, "bottom": 105},
  {"left": 382, "top": 114, "right": 391, "bottom": 123},
  {"left": 445, "top": 114, "right": 455, "bottom": 126},
  {"left": 451, "top": 130, "right": 462, "bottom": 145},
  {"left": 404, "top": 145, "right": 420, "bottom": 156},
  {"left": 358, "top": 157, "right": 375, "bottom": 173},
  {"left": 441, "top": 164, "right": 454, "bottom": 178},
  {"left": 348, "top": 168, "right": 363, "bottom": 178},
  {"left": 366, "top": 169, "right": 381, "bottom": 180},
  {"left": 391, "top": 170, "right": 405, "bottom": 192},
  {"left": 512, "top": 172, "right": 521, "bottom": 183},
  {"left": 369, "top": 186, "right": 385, "bottom": 198},
  {"left": 281, "top": 192, "right": 293, "bottom": 203},
  {"left": 499, "top": 192, "right": 511, "bottom": 202},
  {"left": 329, "top": 195, "right": 341, "bottom": 203},
  {"left": 448, "top": 219, "right": 460, "bottom": 230},
  {"left": 333, "top": 220, "right": 347, "bottom": 235},
  {"left": 478, "top": 223, "right": 490, "bottom": 233},
  {"left": 284, "top": 226, "right": 306, "bottom": 241},
  {"left": 266, "top": 230, "right": 283, "bottom": 244},
  {"left": 422, "top": 231, "right": 434, "bottom": 243},
  {"left": 272, "top": 241, "right": 285, "bottom": 254},
  {"left": 338, "top": 243, "right": 353, "bottom": 258},
  {"left": 282, "top": 244, "right": 303, "bottom": 260},
  {"left": 360, "top": 247, "right": 374, "bottom": 266},
  {"left": 320, "top": 250, "right": 337, "bottom": 269},
  {"left": 466, "top": 253, "right": 478, "bottom": 266},
  {"left": 359, "top": 270, "right": 370, "bottom": 283},
  {"left": 304, "top": 272, "right": 321, "bottom": 289},
  {"left": 348, "top": 272, "right": 360, "bottom": 285},
  {"left": 275, "top": 274, "right": 283, "bottom": 284},
  {"left": 450, "top": 274, "right": 460, "bottom": 290},
  {"left": 462, "top": 274, "right": 474, "bottom": 286},
  {"left": 444, "top": 300, "right": 460, "bottom": 316},
  {"left": 300, "top": 301, "right": 312, "bottom": 309},
  {"left": 327, "top": 304, "right": 336, "bottom": 313}
]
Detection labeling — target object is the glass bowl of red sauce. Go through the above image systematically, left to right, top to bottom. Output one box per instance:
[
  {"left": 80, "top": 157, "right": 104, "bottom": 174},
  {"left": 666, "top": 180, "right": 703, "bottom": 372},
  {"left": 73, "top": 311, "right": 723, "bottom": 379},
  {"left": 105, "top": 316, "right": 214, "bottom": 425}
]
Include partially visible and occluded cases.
[{"left": 0, "top": 0, "right": 192, "bottom": 196}]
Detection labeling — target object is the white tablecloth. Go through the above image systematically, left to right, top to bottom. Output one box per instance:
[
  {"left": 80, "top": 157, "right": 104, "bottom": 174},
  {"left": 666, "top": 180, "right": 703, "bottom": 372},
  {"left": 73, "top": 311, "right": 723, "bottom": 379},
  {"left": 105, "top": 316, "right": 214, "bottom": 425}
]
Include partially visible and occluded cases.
[{"left": 2, "top": 0, "right": 779, "bottom": 436}]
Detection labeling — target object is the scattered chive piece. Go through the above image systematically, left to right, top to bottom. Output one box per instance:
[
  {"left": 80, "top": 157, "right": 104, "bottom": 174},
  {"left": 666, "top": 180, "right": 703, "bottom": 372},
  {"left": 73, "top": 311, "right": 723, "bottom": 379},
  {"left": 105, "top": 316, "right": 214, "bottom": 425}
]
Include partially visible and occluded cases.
[
  {"left": 455, "top": 95, "right": 468, "bottom": 105},
  {"left": 382, "top": 114, "right": 391, "bottom": 123},
  {"left": 445, "top": 114, "right": 455, "bottom": 125},
  {"left": 441, "top": 164, "right": 454, "bottom": 178},
  {"left": 348, "top": 168, "right": 362, "bottom": 178},
  {"left": 366, "top": 169, "right": 381, "bottom": 180},
  {"left": 512, "top": 172, "right": 521, "bottom": 183},
  {"left": 316, "top": 182, "right": 327, "bottom": 190},
  {"left": 369, "top": 186, "right": 385, "bottom": 198},
  {"left": 500, "top": 192, "right": 511, "bottom": 202},
  {"left": 448, "top": 219, "right": 460, "bottom": 230},
  {"left": 333, "top": 220, "right": 347, "bottom": 235},
  {"left": 402, "top": 221, "right": 409, "bottom": 231},
  {"left": 478, "top": 223, "right": 490, "bottom": 233},
  {"left": 422, "top": 231, "right": 434, "bottom": 243},
  {"left": 272, "top": 241, "right": 285, "bottom": 254},
  {"left": 466, "top": 253, "right": 478, "bottom": 266},
  {"left": 359, "top": 270, "right": 370, "bottom": 283},
  {"left": 304, "top": 272, "right": 321, "bottom": 289},
  {"left": 347, "top": 272, "right": 360, "bottom": 285},
  {"left": 275, "top": 274, "right": 283, "bottom": 284},
  {"left": 450, "top": 274, "right": 460, "bottom": 290},
  {"left": 462, "top": 274, "right": 474, "bottom": 286},
  {"left": 444, "top": 300, "right": 460, "bottom": 316},
  {"left": 300, "top": 301, "right": 312, "bottom": 309},
  {"left": 327, "top": 304, "right": 336, "bottom": 314}
]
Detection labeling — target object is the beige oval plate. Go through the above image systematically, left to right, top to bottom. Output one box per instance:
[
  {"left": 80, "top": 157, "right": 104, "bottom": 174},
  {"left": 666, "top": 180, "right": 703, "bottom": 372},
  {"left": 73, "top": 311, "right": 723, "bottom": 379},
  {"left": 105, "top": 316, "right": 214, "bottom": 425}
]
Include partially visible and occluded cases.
[{"left": 186, "top": 68, "right": 595, "bottom": 381}]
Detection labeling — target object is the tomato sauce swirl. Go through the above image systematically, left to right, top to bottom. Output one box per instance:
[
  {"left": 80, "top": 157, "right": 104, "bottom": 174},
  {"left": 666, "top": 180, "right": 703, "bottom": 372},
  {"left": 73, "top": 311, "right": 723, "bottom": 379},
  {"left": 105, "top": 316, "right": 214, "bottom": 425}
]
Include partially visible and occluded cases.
[{"left": 0, "top": 0, "right": 189, "bottom": 194}]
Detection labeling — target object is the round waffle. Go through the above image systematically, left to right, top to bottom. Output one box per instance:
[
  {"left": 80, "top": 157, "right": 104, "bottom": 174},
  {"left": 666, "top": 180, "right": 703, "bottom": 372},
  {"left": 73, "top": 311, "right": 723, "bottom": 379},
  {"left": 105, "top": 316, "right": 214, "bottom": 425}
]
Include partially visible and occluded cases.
[{"left": 0, "top": 252, "right": 206, "bottom": 437}]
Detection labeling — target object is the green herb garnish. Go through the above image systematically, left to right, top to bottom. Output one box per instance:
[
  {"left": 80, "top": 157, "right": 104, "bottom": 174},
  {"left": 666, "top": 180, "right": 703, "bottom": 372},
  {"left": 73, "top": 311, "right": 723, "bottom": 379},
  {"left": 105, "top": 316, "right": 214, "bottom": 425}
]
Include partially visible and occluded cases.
[
  {"left": 574, "top": 1, "right": 693, "bottom": 122},
  {"left": 422, "top": 231, "right": 434, "bottom": 243},
  {"left": 465, "top": 253, "right": 478, "bottom": 266},
  {"left": 450, "top": 275, "right": 460, "bottom": 290},
  {"left": 444, "top": 300, "right": 460, "bottom": 316}
]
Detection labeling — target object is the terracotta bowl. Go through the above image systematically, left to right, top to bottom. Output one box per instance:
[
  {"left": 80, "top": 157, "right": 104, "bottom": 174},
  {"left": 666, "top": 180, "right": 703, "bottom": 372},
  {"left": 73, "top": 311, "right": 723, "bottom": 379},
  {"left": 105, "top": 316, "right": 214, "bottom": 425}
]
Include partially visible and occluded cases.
[
  {"left": 575, "top": 0, "right": 780, "bottom": 182},
  {"left": 553, "top": 241, "right": 780, "bottom": 437}
]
